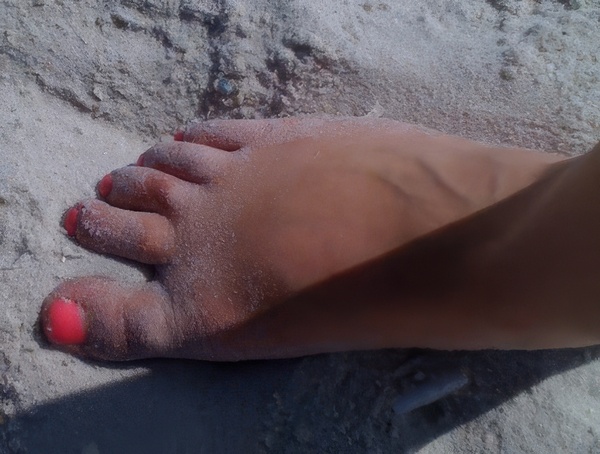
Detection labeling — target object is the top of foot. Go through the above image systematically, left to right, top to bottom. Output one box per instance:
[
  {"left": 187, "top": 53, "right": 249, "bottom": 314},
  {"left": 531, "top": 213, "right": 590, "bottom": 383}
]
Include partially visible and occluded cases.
[{"left": 41, "top": 117, "right": 561, "bottom": 361}]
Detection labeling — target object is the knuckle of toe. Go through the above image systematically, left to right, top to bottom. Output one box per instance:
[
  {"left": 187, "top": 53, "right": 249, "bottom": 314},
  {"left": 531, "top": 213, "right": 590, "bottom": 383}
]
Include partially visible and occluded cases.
[
  {"left": 147, "top": 174, "right": 177, "bottom": 203},
  {"left": 138, "top": 218, "right": 175, "bottom": 262},
  {"left": 125, "top": 303, "right": 175, "bottom": 356}
]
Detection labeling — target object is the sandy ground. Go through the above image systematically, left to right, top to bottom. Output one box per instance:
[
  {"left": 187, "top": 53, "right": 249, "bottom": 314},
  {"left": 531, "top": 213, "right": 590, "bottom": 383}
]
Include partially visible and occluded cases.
[{"left": 1, "top": 0, "right": 600, "bottom": 452}]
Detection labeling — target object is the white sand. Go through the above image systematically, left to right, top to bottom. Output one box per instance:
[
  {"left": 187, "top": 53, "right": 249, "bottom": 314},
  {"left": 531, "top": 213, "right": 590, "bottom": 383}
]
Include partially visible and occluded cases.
[{"left": 1, "top": 0, "right": 599, "bottom": 452}]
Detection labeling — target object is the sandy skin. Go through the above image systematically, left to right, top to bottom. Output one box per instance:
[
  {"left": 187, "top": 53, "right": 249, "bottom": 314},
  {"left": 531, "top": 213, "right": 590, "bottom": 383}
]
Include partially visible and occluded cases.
[{"left": 42, "top": 116, "right": 597, "bottom": 362}]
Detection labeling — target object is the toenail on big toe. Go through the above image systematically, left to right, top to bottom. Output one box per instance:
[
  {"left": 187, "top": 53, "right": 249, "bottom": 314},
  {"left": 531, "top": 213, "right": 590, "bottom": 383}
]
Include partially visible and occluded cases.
[
  {"left": 173, "top": 130, "right": 184, "bottom": 142},
  {"left": 98, "top": 174, "right": 113, "bottom": 198},
  {"left": 64, "top": 206, "right": 80, "bottom": 237},
  {"left": 45, "top": 297, "right": 86, "bottom": 345}
]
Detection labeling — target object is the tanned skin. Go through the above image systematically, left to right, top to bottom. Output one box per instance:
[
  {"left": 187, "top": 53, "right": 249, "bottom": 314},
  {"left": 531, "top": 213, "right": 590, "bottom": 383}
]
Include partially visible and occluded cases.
[{"left": 42, "top": 117, "right": 598, "bottom": 362}]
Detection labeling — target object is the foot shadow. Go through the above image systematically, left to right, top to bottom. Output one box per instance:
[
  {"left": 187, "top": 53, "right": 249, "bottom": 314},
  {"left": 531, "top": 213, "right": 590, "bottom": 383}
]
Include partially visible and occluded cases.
[{"left": 2, "top": 347, "right": 598, "bottom": 453}]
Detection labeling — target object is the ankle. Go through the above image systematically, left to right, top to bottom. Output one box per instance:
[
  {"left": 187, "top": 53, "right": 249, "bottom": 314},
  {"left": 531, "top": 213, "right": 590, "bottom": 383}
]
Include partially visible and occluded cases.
[{"left": 474, "top": 151, "right": 600, "bottom": 348}]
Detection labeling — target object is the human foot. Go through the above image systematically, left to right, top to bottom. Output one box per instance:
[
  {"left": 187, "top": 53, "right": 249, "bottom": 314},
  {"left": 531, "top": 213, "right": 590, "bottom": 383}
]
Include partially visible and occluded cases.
[{"left": 41, "top": 117, "right": 562, "bottom": 360}]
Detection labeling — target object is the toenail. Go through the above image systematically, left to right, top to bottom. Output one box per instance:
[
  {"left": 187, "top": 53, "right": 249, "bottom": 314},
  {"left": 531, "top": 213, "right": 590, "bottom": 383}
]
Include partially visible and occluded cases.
[
  {"left": 173, "top": 130, "right": 184, "bottom": 142},
  {"left": 136, "top": 154, "right": 145, "bottom": 166},
  {"left": 98, "top": 174, "right": 113, "bottom": 198},
  {"left": 64, "top": 206, "right": 80, "bottom": 237},
  {"left": 45, "top": 297, "right": 86, "bottom": 345}
]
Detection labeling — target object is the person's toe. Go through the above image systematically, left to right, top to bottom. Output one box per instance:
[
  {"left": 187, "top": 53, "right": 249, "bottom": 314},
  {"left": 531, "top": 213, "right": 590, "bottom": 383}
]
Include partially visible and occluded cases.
[
  {"left": 179, "top": 117, "right": 388, "bottom": 150},
  {"left": 180, "top": 118, "right": 318, "bottom": 150},
  {"left": 137, "top": 141, "right": 234, "bottom": 185},
  {"left": 97, "top": 165, "right": 192, "bottom": 215},
  {"left": 64, "top": 199, "right": 175, "bottom": 264},
  {"left": 41, "top": 278, "right": 181, "bottom": 360}
]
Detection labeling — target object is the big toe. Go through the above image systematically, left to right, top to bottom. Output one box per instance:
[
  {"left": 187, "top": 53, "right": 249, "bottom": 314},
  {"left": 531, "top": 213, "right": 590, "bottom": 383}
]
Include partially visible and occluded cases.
[{"left": 41, "top": 277, "right": 181, "bottom": 361}]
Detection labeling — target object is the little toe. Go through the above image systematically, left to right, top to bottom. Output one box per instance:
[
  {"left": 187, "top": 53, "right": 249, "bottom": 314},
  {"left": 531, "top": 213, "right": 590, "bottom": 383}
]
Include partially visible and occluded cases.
[
  {"left": 181, "top": 117, "right": 362, "bottom": 150},
  {"left": 182, "top": 118, "right": 295, "bottom": 150},
  {"left": 138, "top": 141, "right": 234, "bottom": 185},
  {"left": 98, "top": 166, "right": 191, "bottom": 215},
  {"left": 66, "top": 199, "right": 175, "bottom": 264},
  {"left": 41, "top": 278, "right": 181, "bottom": 360}
]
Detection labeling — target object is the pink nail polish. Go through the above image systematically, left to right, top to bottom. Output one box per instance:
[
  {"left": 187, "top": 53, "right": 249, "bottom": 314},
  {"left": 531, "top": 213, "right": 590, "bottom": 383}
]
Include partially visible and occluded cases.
[
  {"left": 173, "top": 130, "right": 184, "bottom": 141},
  {"left": 136, "top": 154, "right": 145, "bottom": 166},
  {"left": 98, "top": 174, "right": 113, "bottom": 198},
  {"left": 64, "top": 206, "right": 80, "bottom": 237},
  {"left": 45, "top": 298, "right": 86, "bottom": 345}
]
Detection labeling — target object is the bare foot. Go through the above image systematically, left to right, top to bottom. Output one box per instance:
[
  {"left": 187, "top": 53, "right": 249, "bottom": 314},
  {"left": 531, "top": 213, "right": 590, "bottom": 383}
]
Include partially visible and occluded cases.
[{"left": 41, "top": 117, "right": 562, "bottom": 361}]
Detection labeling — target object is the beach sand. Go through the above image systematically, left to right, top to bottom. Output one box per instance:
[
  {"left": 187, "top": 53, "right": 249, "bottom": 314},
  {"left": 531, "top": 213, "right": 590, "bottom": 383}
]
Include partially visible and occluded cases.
[{"left": 1, "top": 0, "right": 599, "bottom": 452}]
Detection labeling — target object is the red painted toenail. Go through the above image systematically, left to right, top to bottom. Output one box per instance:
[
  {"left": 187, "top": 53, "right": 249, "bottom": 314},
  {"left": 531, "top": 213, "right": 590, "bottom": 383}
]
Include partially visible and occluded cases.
[
  {"left": 173, "top": 130, "right": 184, "bottom": 141},
  {"left": 136, "top": 154, "right": 145, "bottom": 166},
  {"left": 98, "top": 174, "right": 113, "bottom": 198},
  {"left": 64, "top": 206, "right": 80, "bottom": 237},
  {"left": 45, "top": 298, "right": 86, "bottom": 345}
]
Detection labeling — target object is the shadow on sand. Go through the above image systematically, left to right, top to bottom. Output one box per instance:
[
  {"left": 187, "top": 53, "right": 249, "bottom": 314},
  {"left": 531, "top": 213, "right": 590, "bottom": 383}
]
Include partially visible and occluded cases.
[{"left": 2, "top": 347, "right": 598, "bottom": 453}]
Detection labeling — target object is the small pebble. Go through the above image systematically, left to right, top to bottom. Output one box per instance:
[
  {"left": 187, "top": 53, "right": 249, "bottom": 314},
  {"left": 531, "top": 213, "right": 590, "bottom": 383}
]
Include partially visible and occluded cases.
[{"left": 216, "top": 78, "right": 235, "bottom": 95}]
